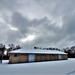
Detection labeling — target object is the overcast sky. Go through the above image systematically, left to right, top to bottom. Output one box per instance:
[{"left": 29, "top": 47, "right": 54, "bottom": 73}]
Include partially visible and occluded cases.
[{"left": 0, "top": 0, "right": 75, "bottom": 49}]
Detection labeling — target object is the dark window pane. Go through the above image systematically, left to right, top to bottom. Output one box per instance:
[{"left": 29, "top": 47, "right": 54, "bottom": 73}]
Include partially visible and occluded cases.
[{"left": 14, "top": 54, "right": 17, "bottom": 57}]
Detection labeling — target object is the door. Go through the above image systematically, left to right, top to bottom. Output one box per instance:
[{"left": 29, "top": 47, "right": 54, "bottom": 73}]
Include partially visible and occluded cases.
[
  {"left": 29, "top": 54, "right": 35, "bottom": 62},
  {"left": 58, "top": 55, "right": 62, "bottom": 60}
]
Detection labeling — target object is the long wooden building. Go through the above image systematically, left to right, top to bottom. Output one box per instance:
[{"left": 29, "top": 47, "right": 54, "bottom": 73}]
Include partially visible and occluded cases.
[{"left": 8, "top": 49, "right": 67, "bottom": 64}]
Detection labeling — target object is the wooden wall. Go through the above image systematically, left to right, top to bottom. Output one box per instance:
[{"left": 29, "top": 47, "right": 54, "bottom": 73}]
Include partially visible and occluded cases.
[
  {"left": 9, "top": 53, "right": 68, "bottom": 64},
  {"left": 9, "top": 53, "right": 28, "bottom": 64},
  {"left": 35, "top": 54, "right": 66, "bottom": 62},
  {"left": 62, "top": 54, "right": 68, "bottom": 60}
]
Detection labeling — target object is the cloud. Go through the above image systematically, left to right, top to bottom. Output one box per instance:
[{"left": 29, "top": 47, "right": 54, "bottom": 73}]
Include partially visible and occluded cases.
[
  {"left": 0, "top": 0, "right": 75, "bottom": 49},
  {"left": 0, "top": 0, "right": 17, "bottom": 10},
  {"left": 11, "top": 12, "right": 30, "bottom": 34}
]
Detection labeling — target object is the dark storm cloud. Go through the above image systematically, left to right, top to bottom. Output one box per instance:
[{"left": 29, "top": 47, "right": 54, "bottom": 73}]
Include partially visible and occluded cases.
[
  {"left": 0, "top": 0, "right": 75, "bottom": 48},
  {"left": 0, "top": 0, "right": 17, "bottom": 10},
  {"left": 35, "top": 0, "right": 75, "bottom": 17},
  {"left": 11, "top": 11, "right": 61, "bottom": 48},
  {"left": 11, "top": 12, "right": 30, "bottom": 34},
  {"left": 63, "top": 13, "right": 75, "bottom": 34}
]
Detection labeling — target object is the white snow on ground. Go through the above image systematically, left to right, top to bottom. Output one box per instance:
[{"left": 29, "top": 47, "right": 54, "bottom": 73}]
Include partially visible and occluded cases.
[{"left": 0, "top": 59, "right": 75, "bottom": 75}]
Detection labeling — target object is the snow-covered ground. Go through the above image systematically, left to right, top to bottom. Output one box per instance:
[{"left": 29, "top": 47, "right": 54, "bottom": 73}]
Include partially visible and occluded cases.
[{"left": 0, "top": 58, "right": 75, "bottom": 75}]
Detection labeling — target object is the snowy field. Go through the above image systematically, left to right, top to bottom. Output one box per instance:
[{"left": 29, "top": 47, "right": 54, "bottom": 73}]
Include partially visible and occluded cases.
[{"left": 0, "top": 58, "right": 75, "bottom": 75}]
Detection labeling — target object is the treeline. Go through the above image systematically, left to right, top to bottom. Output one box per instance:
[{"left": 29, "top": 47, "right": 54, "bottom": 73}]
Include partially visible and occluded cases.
[
  {"left": 0, "top": 43, "right": 21, "bottom": 60},
  {"left": 7, "top": 44, "right": 21, "bottom": 52},
  {"left": 34, "top": 46, "right": 60, "bottom": 51},
  {"left": 34, "top": 46, "right": 75, "bottom": 58},
  {"left": 63, "top": 46, "right": 75, "bottom": 58},
  {"left": 63, "top": 46, "right": 75, "bottom": 54}
]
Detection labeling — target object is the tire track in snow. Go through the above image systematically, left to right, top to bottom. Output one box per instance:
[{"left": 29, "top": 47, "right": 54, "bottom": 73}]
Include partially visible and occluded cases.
[{"left": 66, "top": 70, "right": 75, "bottom": 75}]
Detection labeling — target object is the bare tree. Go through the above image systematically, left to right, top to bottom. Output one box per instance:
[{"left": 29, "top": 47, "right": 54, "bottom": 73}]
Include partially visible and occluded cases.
[
  {"left": 0, "top": 44, "right": 6, "bottom": 63},
  {"left": 16, "top": 45, "right": 21, "bottom": 49}
]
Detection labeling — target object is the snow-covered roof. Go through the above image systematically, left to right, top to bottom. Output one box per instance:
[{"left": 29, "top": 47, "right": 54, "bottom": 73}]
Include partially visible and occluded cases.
[{"left": 9, "top": 49, "right": 66, "bottom": 54}]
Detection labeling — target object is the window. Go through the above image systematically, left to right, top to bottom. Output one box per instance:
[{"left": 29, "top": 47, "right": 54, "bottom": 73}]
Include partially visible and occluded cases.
[
  {"left": 14, "top": 54, "right": 17, "bottom": 57},
  {"left": 43, "top": 55, "right": 45, "bottom": 56}
]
